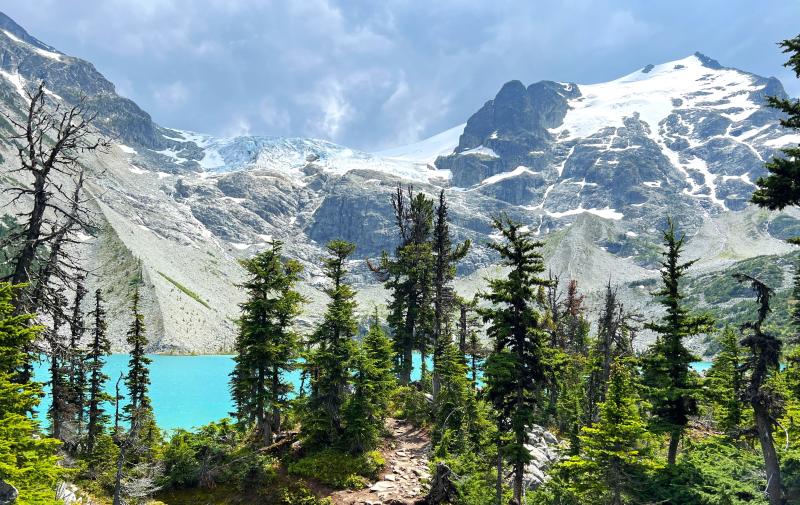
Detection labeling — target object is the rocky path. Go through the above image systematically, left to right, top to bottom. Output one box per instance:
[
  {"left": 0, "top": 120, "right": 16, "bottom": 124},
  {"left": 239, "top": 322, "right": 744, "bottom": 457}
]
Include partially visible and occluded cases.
[{"left": 329, "top": 418, "right": 431, "bottom": 505}]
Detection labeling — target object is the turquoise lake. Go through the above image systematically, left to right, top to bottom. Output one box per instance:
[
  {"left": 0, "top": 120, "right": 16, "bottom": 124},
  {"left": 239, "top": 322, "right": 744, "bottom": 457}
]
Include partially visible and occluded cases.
[{"left": 34, "top": 355, "right": 713, "bottom": 431}]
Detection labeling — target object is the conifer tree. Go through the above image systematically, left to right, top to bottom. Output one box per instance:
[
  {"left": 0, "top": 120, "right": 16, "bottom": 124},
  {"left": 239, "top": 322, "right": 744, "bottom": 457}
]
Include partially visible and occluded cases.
[
  {"left": 751, "top": 35, "right": 800, "bottom": 235},
  {"left": 371, "top": 185, "right": 435, "bottom": 384},
  {"left": 431, "top": 189, "right": 470, "bottom": 398},
  {"left": 480, "top": 215, "right": 551, "bottom": 503},
  {"left": 641, "top": 219, "right": 713, "bottom": 466},
  {"left": 303, "top": 240, "right": 358, "bottom": 448},
  {"left": 230, "top": 241, "right": 303, "bottom": 445},
  {"left": 733, "top": 274, "right": 785, "bottom": 505},
  {"left": 68, "top": 275, "right": 87, "bottom": 437},
  {"left": 0, "top": 283, "right": 62, "bottom": 504},
  {"left": 586, "top": 283, "right": 637, "bottom": 425},
  {"left": 124, "top": 288, "right": 152, "bottom": 424},
  {"left": 86, "top": 289, "right": 111, "bottom": 454},
  {"left": 47, "top": 296, "right": 70, "bottom": 442},
  {"left": 458, "top": 296, "right": 484, "bottom": 386},
  {"left": 343, "top": 311, "right": 396, "bottom": 453},
  {"left": 705, "top": 326, "right": 745, "bottom": 436},
  {"left": 432, "top": 341, "right": 471, "bottom": 454},
  {"left": 563, "top": 359, "right": 656, "bottom": 505}
]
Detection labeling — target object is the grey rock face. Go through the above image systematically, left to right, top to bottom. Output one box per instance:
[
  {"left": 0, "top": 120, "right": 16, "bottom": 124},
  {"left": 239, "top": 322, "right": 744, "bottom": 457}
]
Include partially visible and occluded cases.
[
  {"left": 1, "top": 10, "right": 799, "bottom": 353},
  {"left": 0, "top": 479, "right": 17, "bottom": 505}
]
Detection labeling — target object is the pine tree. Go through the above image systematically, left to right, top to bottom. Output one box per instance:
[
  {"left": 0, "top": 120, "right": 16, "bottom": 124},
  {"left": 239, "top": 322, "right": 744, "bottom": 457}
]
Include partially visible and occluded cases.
[
  {"left": 751, "top": 35, "right": 800, "bottom": 239},
  {"left": 371, "top": 185, "right": 435, "bottom": 385},
  {"left": 431, "top": 189, "right": 470, "bottom": 398},
  {"left": 480, "top": 215, "right": 551, "bottom": 503},
  {"left": 641, "top": 219, "right": 713, "bottom": 466},
  {"left": 302, "top": 240, "right": 358, "bottom": 448},
  {"left": 230, "top": 241, "right": 303, "bottom": 445},
  {"left": 792, "top": 258, "right": 800, "bottom": 342},
  {"left": 733, "top": 273, "right": 784, "bottom": 505},
  {"left": 68, "top": 275, "right": 88, "bottom": 438},
  {"left": 562, "top": 280, "right": 589, "bottom": 355},
  {"left": 0, "top": 282, "right": 63, "bottom": 504},
  {"left": 586, "top": 282, "right": 637, "bottom": 425},
  {"left": 124, "top": 288, "right": 152, "bottom": 424},
  {"left": 86, "top": 289, "right": 112, "bottom": 455},
  {"left": 46, "top": 295, "right": 70, "bottom": 442},
  {"left": 458, "top": 296, "right": 484, "bottom": 386},
  {"left": 343, "top": 311, "right": 396, "bottom": 453},
  {"left": 705, "top": 326, "right": 745, "bottom": 436},
  {"left": 432, "top": 341, "right": 471, "bottom": 455},
  {"left": 563, "top": 359, "right": 656, "bottom": 505}
]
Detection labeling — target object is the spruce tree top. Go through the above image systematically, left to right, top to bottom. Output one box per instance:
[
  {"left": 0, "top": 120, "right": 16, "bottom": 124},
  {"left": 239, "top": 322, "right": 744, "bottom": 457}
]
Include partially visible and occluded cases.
[{"left": 751, "top": 35, "right": 800, "bottom": 227}]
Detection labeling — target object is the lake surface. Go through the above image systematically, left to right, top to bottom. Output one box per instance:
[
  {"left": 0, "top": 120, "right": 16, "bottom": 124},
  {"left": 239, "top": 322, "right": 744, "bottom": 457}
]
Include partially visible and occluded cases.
[{"left": 33, "top": 354, "right": 713, "bottom": 431}]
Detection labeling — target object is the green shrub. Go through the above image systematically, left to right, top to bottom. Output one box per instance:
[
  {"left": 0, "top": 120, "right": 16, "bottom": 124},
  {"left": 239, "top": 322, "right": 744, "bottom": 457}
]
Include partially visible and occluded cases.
[
  {"left": 391, "top": 386, "right": 430, "bottom": 427},
  {"left": 287, "top": 449, "right": 384, "bottom": 489}
]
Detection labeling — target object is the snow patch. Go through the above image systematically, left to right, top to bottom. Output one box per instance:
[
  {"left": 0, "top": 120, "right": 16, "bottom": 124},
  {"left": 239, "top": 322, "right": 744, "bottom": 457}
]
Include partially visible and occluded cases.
[
  {"left": 2, "top": 30, "right": 62, "bottom": 61},
  {"left": 550, "top": 54, "right": 761, "bottom": 139},
  {"left": 375, "top": 123, "right": 463, "bottom": 164},
  {"left": 764, "top": 134, "right": 800, "bottom": 148},
  {"left": 117, "top": 144, "right": 137, "bottom": 155},
  {"left": 461, "top": 145, "right": 499, "bottom": 158},
  {"left": 480, "top": 166, "right": 537, "bottom": 185},
  {"left": 546, "top": 206, "right": 624, "bottom": 220}
]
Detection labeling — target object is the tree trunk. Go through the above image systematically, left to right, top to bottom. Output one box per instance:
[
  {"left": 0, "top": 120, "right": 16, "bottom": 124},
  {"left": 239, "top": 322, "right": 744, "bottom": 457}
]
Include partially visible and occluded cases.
[
  {"left": 256, "top": 366, "right": 269, "bottom": 445},
  {"left": 270, "top": 366, "right": 280, "bottom": 443},
  {"left": 755, "top": 405, "right": 784, "bottom": 505},
  {"left": 667, "top": 428, "right": 681, "bottom": 466},
  {"left": 496, "top": 438, "right": 504, "bottom": 505},
  {"left": 112, "top": 442, "right": 127, "bottom": 505},
  {"left": 513, "top": 458, "right": 524, "bottom": 504}
]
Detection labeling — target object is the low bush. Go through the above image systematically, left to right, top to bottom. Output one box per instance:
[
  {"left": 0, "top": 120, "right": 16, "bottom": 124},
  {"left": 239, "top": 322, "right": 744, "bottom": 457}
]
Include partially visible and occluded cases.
[{"left": 287, "top": 449, "right": 384, "bottom": 489}]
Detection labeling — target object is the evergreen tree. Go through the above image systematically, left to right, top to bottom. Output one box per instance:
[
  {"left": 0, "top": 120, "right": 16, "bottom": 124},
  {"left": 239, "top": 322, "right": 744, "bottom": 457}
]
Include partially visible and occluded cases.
[
  {"left": 751, "top": 35, "right": 800, "bottom": 239},
  {"left": 371, "top": 185, "right": 435, "bottom": 385},
  {"left": 431, "top": 189, "right": 470, "bottom": 398},
  {"left": 480, "top": 215, "right": 551, "bottom": 503},
  {"left": 641, "top": 219, "right": 713, "bottom": 466},
  {"left": 302, "top": 240, "right": 358, "bottom": 448},
  {"left": 230, "top": 241, "right": 303, "bottom": 445},
  {"left": 733, "top": 274, "right": 785, "bottom": 505},
  {"left": 68, "top": 275, "right": 88, "bottom": 438},
  {"left": 562, "top": 280, "right": 589, "bottom": 355},
  {"left": 586, "top": 282, "right": 637, "bottom": 425},
  {"left": 0, "top": 283, "right": 63, "bottom": 504},
  {"left": 86, "top": 289, "right": 112, "bottom": 455},
  {"left": 124, "top": 289, "right": 151, "bottom": 423},
  {"left": 47, "top": 295, "right": 70, "bottom": 442},
  {"left": 458, "top": 296, "right": 484, "bottom": 386},
  {"left": 343, "top": 311, "right": 396, "bottom": 453},
  {"left": 705, "top": 326, "right": 745, "bottom": 436},
  {"left": 432, "top": 341, "right": 471, "bottom": 455},
  {"left": 563, "top": 359, "right": 656, "bottom": 505}
]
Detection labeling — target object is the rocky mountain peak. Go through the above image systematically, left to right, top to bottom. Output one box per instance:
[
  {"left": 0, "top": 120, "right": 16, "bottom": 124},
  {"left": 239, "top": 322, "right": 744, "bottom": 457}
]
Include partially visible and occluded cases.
[{"left": 0, "top": 11, "right": 58, "bottom": 52}]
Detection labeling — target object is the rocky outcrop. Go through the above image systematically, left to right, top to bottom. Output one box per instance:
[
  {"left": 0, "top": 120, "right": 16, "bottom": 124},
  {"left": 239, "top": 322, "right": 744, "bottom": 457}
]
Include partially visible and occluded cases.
[
  {"left": 523, "top": 425, "right": 562, "bottom": 489},
  {"left": 0, "top": 479, "right": 17, "bottom": 505}
]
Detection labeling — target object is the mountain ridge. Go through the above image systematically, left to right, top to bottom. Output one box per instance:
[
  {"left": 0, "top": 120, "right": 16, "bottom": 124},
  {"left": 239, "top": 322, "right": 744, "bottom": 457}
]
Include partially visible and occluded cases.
[{"left": 0, "top": 10, "right": 797, "bottom": 355}]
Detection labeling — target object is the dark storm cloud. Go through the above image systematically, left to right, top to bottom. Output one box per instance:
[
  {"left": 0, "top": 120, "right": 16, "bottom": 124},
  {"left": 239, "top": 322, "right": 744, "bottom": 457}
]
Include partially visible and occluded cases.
[{"left": 2, "top": 0, "right": 799, "bottom": 150}]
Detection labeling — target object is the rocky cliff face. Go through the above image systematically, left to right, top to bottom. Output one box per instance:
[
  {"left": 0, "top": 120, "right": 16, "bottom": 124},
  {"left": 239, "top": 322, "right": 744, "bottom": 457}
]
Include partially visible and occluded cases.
[{"left": 1, "top": 11, "right": 798, "bottom": 354}]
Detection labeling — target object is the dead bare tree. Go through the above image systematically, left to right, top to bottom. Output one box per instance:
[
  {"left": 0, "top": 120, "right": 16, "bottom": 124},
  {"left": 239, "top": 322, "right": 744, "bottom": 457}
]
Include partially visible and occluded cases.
[
  {"left": 1, "top": 81, "right": 108, "bottom": 316},
  {"left": 733, "top": 273, "right": 785, "bottom": 505}
]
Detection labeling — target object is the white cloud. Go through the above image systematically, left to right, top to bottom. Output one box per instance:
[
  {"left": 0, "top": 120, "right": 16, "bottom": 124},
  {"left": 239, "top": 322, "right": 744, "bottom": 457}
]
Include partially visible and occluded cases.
[
  {"left": 3, "top": 0, "right": 797, "bottom": 149},
  {"left": 153, "top": 81, "right": 189, "bottom": 106}
]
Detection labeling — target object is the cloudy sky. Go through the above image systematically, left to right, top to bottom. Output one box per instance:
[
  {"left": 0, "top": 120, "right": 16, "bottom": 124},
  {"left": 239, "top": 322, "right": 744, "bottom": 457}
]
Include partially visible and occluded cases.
[{"left": 3, "top": 1, "right": 799, "bottom": 150}]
